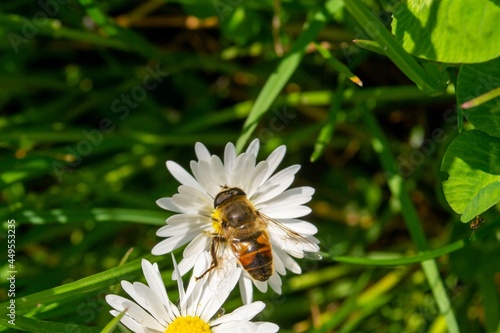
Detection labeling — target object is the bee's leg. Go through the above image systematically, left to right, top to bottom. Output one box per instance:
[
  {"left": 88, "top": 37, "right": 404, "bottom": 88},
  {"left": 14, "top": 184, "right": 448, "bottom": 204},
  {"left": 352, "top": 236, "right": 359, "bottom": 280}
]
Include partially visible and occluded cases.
[{"left": 195, "top": 237, "right": 220, "bottom": 280}]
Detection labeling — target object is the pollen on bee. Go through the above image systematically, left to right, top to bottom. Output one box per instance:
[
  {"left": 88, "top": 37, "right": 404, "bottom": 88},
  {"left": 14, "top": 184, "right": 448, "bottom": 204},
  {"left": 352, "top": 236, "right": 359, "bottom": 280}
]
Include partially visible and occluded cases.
[{"left": 211, "top": 209, "right": 222, "bottom": 233}]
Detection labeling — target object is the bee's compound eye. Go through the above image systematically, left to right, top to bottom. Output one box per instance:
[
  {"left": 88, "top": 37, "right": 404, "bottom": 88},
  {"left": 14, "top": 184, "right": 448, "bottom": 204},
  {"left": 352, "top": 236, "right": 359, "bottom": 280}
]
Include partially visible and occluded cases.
[
  {"left": 214, "top": 187, "right": 246, "bottom": 207},
  {"left": 230, "top": 188, "right": 246, "bottom": 197}
]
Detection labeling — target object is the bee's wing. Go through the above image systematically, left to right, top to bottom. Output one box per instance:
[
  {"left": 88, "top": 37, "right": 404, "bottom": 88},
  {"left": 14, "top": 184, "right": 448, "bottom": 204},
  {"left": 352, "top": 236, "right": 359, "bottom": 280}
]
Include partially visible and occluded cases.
[{"left": 259, "top": 213, "right": 322, "bottom": 260}]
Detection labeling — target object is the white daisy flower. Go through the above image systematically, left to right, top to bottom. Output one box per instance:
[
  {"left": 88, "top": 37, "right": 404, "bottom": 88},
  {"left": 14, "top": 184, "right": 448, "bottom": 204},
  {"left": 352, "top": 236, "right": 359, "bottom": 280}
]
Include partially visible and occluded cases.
[
  {"left": 153, "top": 139, "right": 321, "bottom": 303},
  {"left": 106, "top": 254, "right": 278, "bottom": 333}
]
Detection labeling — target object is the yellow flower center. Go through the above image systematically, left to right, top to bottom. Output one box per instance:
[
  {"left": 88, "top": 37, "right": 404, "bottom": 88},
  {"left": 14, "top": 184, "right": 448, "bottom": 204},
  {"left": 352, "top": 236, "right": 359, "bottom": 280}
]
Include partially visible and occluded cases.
[{"left": 165, "top": 316, "right": 212, "bottom": 333}]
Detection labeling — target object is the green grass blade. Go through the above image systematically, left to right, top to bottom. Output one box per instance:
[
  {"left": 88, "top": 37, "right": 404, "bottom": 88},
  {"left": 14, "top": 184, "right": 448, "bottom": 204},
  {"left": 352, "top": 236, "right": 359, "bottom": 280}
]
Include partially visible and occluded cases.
[
  {"left": 78, "top": 0, "right": 161, "bottom": 59},
  {"left": 79, "top": 0, "right": 120, "bottom": 36},
  {"left": 342, "top": 0, "right": 447, "bottom": 96},
  {"left": 235, "top": 8, "right": 330, "bottom": 152},
  {"left": 0, "top": 13, "right": 130, "bottom": 52},
  {"left": 353, "top": 39, "right": 386, "bottom": 56},
  {"left": 314, "top": 42, "right": 363, "bottom": 86},
  {"left": 310, "top": 77, "right": 345, "bottom": 162},
  {"left": 461, "top": 86, "right": 500, "bottom": 109},
  {"left": 457, "top": 104, "right": 464, "bottom": 132},
  {"left": 361, "top": 106, "right": 459, "bottom": 332},
  {"left": 7, "top": 208, "right": 166, "bottom": 226},
  {"left": 334, "top": 237, "right": 467, "bottom": 266},
  {"left": 0, "top": 254, "right": 157, "bottom": 314},
  {"left": 313, "top": 271, "right": 373, "bottom": 331},
  {"left": 480, "top": 272, "right": 500, "bottom": 332},
  {"left": 100, "top": 309, "right": 126, "bottom": 333},
  {"left": 0, "top": 315, "right": 99, "bottom": 333}
]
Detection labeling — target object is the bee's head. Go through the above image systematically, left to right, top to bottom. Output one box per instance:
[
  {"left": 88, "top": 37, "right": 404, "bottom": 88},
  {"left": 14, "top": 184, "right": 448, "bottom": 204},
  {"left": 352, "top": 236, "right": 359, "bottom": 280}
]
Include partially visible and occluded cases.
[{"left": 214, "top": 187, "right": 246, "bottom": 208}]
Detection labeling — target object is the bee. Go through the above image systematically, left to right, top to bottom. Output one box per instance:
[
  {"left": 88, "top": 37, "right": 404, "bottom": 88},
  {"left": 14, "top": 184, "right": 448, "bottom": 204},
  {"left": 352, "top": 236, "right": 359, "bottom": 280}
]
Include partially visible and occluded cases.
[{"left": 198, "top": 186, "right": 321, "bottom": 281}]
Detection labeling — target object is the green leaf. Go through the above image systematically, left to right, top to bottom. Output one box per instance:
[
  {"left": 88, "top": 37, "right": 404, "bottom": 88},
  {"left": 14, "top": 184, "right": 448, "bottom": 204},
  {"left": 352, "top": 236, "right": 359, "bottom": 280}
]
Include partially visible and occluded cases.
[
  {"left": 343, "top": 0, "right": 448, "bottom": 96},
  {"left": 392, "top": 0, "right": 500, "bottom": 63},
  {"left": 456, "top": 58, "right": 500, "bottom": 138},
  {"left": 441, "top": 130, "right": 500, "bottom": 222}
]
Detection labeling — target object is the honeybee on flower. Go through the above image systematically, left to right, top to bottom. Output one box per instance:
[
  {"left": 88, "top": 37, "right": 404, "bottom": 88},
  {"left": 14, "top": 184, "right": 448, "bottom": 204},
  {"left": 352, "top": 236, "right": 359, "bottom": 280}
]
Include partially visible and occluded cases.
[{"left": 153, "top": 139, "right": 321, "bottom": 303}]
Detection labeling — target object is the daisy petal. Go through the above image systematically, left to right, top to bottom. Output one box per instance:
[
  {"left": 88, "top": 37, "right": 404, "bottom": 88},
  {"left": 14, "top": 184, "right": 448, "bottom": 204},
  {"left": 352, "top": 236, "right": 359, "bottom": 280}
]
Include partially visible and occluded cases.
[
  {"left": 246, "top": 138, "right": 260, "bottom": 156},
  {"left": 195, "top": 142, "right": 211, "bottom": 161},
  {"left": 224, "top": 142, "right": 237, "bottom": 174},
  {"left": 260, "top": 145, "right": 286, "bottom": 184},
  {"left": 235, "top": 153, "right": 256, "bottom": 190},
  {"left": 210, "top": 155, "right": 227, "bottom": 186},
  {"left": 190, "top": 160, "right": 220, "bottom": 195},
  {"left": 166, "top": 161, "right": 203, "bottom": 191},
  {"left": 245, "top": 161, "right": 269, "bottom": 198},
  {"left": 252, "top": 165, "right": 301, "bottom": 205},
  {"left": 172, "top": 186, "right": 211, "bottom": 213},
  {"left": 260, "top": 186, "right": 314, "bottom": 212},
  {"left": 156, "top": 197, "right": 183, "bottom": 213},
  {"left": 261, "top": 205, "right": 311, "bottom": 219},
  {"left": 156, "top": 215, "right": 208, "bottom": 237},
  {"left": 278, "top": 219, "right": 318, "bottom": 235},
  {"left": 151, "top": 231, "right": 197, "bottom": 255},
  {"left": 183, "top": 233, "right": 211, "bottom": 258},
  {"left": 273, "top": 247, "right": 302, "bottom": 273},
  {"left": 272, "top": 250, "right": 286, "bottom": 275},
  {"left": 182, "top": 253, "right": 211, "bottom": 317},
  {"left": 171, "top": 254, "right": 185, "bottom": 308},
  {"left": 172, "top": 254, "right": 199, "bottom": 279},
  {"left": 141, "top": 261, "right": 174, "bottom": 313},
  {"left": 200, "top": 264, "right": 240, "bottom": 320},
  {"left": 267, "top": 272, "right": 282, "bottom": 294},
  {"left": 239, "top": 275, "right": 254, "bottom": 304},
  {"left": 253, "top": 279, "right": 268, "bottom": 293},
  {"left": 133, "top": 282, "right": 172, "bottom": 325},
  {"left": 108, "top": 297, "right": 164, "bottom": 331},
  {"left": 211, "top": 301, "right": 265, "bottom": 326},
  {"left": 110, "top": 310, "right": 154, "bottom": 333},
  {"left": 212, "top": 322, "right": 258, "bottom": 333},
  {"left": 254, "top": 322, "right": 280, "bottom": 333}
]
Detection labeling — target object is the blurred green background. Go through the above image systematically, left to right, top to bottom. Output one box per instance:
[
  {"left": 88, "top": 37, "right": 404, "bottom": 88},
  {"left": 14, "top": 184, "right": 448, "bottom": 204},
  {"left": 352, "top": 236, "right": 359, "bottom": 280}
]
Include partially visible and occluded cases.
[{"left": 1, "top": 0, "right": 499, "bottom": 332}]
